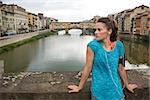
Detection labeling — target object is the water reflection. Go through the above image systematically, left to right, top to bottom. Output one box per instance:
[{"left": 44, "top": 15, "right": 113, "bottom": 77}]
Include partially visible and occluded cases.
[
  {"left": 58, "top": 29, "right": 82, "bottom": 35},
  {"left": 57, "top": 30, "right": 65, "bottom": 35},
  {"left": 27, "top": 35, "right": 93, "bottom": 72},
  {"left": 123, "top": 40, "right": 149, "bottom": 66},
  {"left": 0, "top": 41, "right": 40, "bottom": 72}
]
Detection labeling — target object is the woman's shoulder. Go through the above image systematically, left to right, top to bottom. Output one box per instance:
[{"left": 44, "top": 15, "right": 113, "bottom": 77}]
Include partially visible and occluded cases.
[
  {"left": 88, "top": 39, "right": 97, "bottom": 45},
  {"left": 116, "top": 40, "right": 124, "bottom": 48}
]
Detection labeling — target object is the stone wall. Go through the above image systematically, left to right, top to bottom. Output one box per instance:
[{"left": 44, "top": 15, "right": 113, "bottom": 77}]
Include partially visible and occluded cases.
[
  {"left": 119, "top": 33, "right": 149, "bottom": 43},
  {"left": 0, "top": 70, "right": 149, "bottom": 100}
]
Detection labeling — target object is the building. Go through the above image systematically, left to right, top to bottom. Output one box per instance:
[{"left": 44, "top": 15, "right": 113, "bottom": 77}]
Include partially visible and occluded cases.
[
  {"left": 0, "top": 3, "right": 28, "bottom": 34},
  {"left": 0, "top": 4, "right": 15, "bottom": 33},
  {"left": 12, "top": 4, "right": 28, "bottom": 33},
  {"left": 111, "top": 5, "right": 150, "bottom": 35},
  {"left": 129, "top": 5, "right": 149, "bottom": 34},
  {"left": 117, "top": 9, "right": 131, "bottom": 33},
  {"left": 123, "top": 10, "right": 132, "bottom": 34},
  {"left": 133, "top": 11, "right": 150, "bottom": 36},
  {"left": 28, "top": 12, "right": 38, "bottom": 32},
  {"left": 37, "top": 13, "right": 58, "bottom": 30},
  {"left": 38, "top": 13, "right": 44, "bottom": 29},
  {"left": 108, "top": 13, "right": 125, "bottom": 32},
  {"left": 108, "top": 14, "right": 115, "bottom": 20},
  {"left": 90, "top": 15, "right": 101, "bottom": 22},
  {"left": 37, "top": 16, "right": 42, "bottom": 30},
  {"left": 43, "top": 17, "right": 47, "bottom": 29},
  {"left": 45, "top": 17, "right": 51, "bottom": 29},
  {"left": 46, "top": 17, "right": 58, "bottom": 29},
  {"left": 49, "top": 17, "right": 58, "bottom": 31}
]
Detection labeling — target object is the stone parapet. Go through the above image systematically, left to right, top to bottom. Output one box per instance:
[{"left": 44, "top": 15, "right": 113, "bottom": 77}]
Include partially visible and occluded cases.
[{"left": 0, "top": 70, "right": 149, "bottom": 100}]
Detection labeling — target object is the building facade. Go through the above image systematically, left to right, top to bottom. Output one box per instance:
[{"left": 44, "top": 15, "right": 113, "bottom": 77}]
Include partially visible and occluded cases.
[
  {"left": 0, "top": 3, "right": 28, "bottom": 34},
  {"left": 1, "top": 4, "right": 15, "bottom": 33},
  {"left": 13, "top": 4, "right": 28, "bottom": 33},
  {"left": 110, "top": 5, "right": 150, "bottom": 36},
  {"left": 129, "top": 5, "right": 149, "bottom": 35},
  {"left": 134, "top": 11, "right": 150, "bottom": 36},
  {"left": 28, "top": 12, "right": 38, "bottom": 32},
  {"left": 38, "top": 13, "right": 44, "bottom": 29}
]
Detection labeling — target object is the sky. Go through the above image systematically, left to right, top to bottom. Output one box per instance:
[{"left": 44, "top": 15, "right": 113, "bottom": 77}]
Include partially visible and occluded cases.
[{"left": 1, "top": 0, "right": 150, "bottom": 22}]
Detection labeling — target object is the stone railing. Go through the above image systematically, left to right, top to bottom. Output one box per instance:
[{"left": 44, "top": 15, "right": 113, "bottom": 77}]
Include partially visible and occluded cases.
[{"left": 0, "top": 70, "right": 149, "bottom": 100}]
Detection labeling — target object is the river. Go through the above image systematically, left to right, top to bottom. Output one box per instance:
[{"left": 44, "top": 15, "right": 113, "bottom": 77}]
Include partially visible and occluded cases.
[{"left": 0, "top": 29, "right": 149, "bottom": 74}]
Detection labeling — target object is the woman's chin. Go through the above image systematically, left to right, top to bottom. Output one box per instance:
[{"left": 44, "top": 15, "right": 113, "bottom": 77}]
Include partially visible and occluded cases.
[{"left": 95, "top": 38, "right": 101, "bottom": 41}]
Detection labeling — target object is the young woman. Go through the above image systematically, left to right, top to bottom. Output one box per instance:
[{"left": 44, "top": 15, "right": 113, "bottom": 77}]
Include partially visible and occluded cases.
[{"left": 68, "top": 17, "right": 137, "bottom": 100}]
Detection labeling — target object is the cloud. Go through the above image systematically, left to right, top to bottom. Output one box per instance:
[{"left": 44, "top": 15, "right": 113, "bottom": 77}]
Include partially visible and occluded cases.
[
  {"left": 1, "top": 0, "right": 150, "bottom": 21},
  {"left": 2, "top": 0, "right": 83, "bottom": 11},
  {"left": 2, "top": 0, "right": 85, "bottom": 21}
]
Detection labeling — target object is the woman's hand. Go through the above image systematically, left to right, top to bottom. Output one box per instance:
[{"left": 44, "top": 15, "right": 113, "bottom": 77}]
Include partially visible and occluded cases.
[
  {"left": 126, "top": 84, "right": 138, "bottom": 93},
  {"left": 68, "top": 85, "right": 81, "bottom": 93}
]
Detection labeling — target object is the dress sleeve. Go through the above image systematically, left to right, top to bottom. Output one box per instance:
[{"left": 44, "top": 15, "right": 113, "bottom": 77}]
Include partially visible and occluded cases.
[
  {"left": 87, "top": 40, "right": 97, "bottom": 53},
  {"left": 118, "top": 41, "right": 125, "bottom": 67},
  {"left": 119, "top": 41, "right": 125, "bottom": 58}
]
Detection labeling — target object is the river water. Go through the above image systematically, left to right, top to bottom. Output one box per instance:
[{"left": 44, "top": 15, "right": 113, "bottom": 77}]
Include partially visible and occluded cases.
[{"left": 0, "top": 29, "right": 149, "bottom": 74}]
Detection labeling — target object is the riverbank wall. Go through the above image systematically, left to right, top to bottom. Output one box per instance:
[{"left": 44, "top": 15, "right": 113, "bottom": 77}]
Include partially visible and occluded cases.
[{"left": 119, "top": 33, "right": 149, "bottom": 44}]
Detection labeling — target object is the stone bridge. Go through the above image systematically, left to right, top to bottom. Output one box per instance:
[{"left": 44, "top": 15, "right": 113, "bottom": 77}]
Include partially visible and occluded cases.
[{"left": 49, "top": 22, "right": 95, "bottom": 35}]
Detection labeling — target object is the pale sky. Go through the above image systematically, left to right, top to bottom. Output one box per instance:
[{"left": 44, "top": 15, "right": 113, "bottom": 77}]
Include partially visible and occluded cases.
[{"left": 2, "top": 0, "right": 150, "bottom": 22}]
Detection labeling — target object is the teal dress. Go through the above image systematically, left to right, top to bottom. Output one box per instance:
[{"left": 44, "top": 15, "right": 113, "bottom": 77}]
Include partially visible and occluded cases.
[{"left": 87, "top": 39, "right": 125, "bottom": 100}]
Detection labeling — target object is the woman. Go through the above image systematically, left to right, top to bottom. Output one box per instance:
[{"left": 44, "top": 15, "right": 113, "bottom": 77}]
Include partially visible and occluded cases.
[{"left": 68, "top": 17, "right": 137, "bottom": 100}]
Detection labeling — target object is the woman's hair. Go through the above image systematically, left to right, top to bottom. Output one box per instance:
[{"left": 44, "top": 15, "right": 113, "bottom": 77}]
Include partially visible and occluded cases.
[{"left": 97, "top": 17, "right": 118, "bottom": 42}]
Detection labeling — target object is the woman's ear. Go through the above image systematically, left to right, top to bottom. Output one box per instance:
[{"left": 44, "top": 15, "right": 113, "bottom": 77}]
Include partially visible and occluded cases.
[{"left": 108, "top": 29, "right": 112, "bottom": 35}]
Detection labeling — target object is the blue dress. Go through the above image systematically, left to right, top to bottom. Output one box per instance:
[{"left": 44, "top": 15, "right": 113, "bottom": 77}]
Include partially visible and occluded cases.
[{"left": 87, "top": 39, "right": 125, "bottom": 100}]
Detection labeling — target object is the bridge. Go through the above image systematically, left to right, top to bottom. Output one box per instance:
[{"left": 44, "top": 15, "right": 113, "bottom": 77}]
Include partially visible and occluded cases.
[{"left": 49, "top": 22, "right": 95, "bottom": 35}]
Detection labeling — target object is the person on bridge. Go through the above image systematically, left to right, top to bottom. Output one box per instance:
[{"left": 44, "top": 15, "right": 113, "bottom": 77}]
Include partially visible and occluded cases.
[{"left": 68, "top": 17, "right": 138, "bottom": 100}]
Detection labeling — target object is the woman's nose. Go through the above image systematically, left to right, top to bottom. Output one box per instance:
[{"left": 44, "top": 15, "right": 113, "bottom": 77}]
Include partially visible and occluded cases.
[{"left": 95, "top": 30, "right": 98, "bottom": 35}]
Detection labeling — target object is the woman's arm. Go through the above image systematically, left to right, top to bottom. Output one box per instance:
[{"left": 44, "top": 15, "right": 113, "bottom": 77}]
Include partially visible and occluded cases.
[
  {"left": 68, "top": 47, "right": 94, "bottom": 93},
  {"left": 118, "top": 63, "right": 138, "bottom": 93},
  {"left": 118, "top": 63, "right": 129, "bottom": 88}
]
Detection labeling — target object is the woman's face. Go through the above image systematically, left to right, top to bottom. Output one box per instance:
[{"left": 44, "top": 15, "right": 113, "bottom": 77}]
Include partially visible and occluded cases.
[{"left": 94, "top": 22, "right": 111, "bottom": 41}]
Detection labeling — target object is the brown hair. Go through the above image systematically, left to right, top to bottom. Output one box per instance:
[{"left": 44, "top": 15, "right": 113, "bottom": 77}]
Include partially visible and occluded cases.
[{"left": 97, "top": 17, "right": 118, "bottom": 42}]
